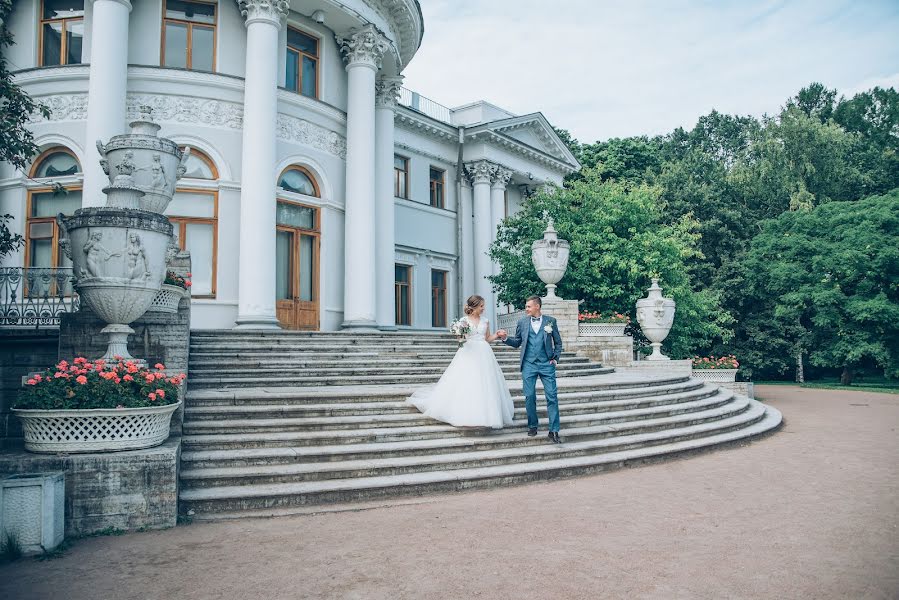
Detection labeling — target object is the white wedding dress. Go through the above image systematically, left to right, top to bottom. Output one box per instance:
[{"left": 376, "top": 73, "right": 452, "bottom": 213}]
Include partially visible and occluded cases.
[{"left": 407, "top": 317, "right": 515, "bottom": 428}]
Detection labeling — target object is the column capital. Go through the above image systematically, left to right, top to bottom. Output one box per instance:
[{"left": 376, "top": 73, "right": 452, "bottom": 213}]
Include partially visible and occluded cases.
[
  {"left": 89, "top": 0, "right": 132, "bottom": 9},
  {"left": 236, "top": 0, "right": 288, "bottom": 28},
  {"left": 337, "top": 24, "right": 391, "bottom": 70},
  {"left": 375, "top": 75, "right": 404, "bottom": 109},
  {"left": 464, "top": 160, "right": 496, "bottom": 185},
  {"left": 491, "top": 166, "right": 514, "bottom": 190}
]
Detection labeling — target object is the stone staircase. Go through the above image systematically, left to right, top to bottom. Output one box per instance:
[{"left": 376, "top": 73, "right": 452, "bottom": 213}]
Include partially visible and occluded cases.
[{"left": 179, "top": 331, "right": 781, "bottom": 520}]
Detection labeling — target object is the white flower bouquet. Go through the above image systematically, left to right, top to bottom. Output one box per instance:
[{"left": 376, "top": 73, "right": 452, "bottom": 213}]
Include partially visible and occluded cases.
[{"left": 450, "top": 317, "right": 471, "bottom": 347}]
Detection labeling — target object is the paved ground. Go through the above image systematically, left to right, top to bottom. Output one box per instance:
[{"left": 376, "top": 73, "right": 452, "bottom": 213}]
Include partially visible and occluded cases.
[{"left": 2, "top": 386, "right": 897, "bottom": 600}]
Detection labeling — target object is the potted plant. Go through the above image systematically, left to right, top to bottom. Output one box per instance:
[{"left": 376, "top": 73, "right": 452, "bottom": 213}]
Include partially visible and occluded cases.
[
  {"left": 147, "top": 270, "right": 191, "bottom": 314},
  {"left": 577, "top": 310, "right": 630, "bottom": 336},
  {"left": 691, "top": 355, "right": 739, "bottom": 382},
  {"left": 13, "top": 357, "right": 185, "bottom": 453}
]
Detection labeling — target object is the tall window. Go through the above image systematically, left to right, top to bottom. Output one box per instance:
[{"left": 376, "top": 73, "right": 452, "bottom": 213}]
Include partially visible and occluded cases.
[
  {"left": 40, "top": 0, "right": 84, "bottom": 66},
  {"left": 162, "top": 0, "right": 216, "bottom": 71},
  {"left": 286, "top": 27, "right": 319, "bottom": 99},
  {"left": 25, "top": 149, "right": 82, "bottom": 273},
  {"left": 165, "top": 149, "right": 218, "bottom": 297},
  {"left": 394, "top": 156, "right": 409, "bottom": 199},
  {"left": 429, "top": 167, "right": 445, "bottom": 209},
  {"left": 395, "top": 265, "right": 412, "bottom": 326},
  {"left": 431, "top": 270, "right": 447, "bottom": 328}
]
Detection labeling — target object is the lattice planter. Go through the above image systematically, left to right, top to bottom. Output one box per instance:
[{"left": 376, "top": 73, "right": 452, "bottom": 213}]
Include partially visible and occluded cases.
[
  {"left": 146, "top": 284, "right": 188, "bottom": 314},
  {"left": 579, "top": 323, "right": 628, "bottom": 337},
  {"left": 691, "top": 369, "right": 738, "bottom": 383},
  {"left": 12, "top": 402, "right": 181, "bottom": 454}
]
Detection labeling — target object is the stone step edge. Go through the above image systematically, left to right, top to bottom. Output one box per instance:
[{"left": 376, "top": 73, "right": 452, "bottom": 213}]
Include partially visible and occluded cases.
[
  {"left": 181, "top": 387, "right": 724, "bottom": 431},
  {"left": 180, "top": 392, "right": 741, "bottom": 451},
  {"left": 180, "top": 400, "right": 781, "bottom": 510},
  {"left": 180, "top": 401, "right": 766, "bottom": 482}
]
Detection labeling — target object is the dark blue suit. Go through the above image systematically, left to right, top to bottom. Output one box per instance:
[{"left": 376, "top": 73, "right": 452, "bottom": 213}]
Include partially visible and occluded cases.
[{"left": 502, "top": 315, "right": 563, "bottom": 432}]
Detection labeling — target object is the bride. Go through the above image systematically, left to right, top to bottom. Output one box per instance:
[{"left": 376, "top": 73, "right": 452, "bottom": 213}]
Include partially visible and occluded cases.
[{"left": 408, "top": 295, "right": 515, "bottom": 429}]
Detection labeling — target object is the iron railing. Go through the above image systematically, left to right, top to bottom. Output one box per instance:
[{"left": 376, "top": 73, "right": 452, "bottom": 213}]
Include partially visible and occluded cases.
[
  {"left": 398, "top": 87, "right": 453, "bottom": 124},
  {"left": 0, "top": 267, "right": 80, "bottom": 328}
]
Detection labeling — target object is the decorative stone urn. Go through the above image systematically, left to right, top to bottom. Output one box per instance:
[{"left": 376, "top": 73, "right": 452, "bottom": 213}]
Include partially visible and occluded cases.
[
  {"left": 96, "top": 106, "right": 189, "bottom": 213},
  {"left": 58, "top": 179, "right": 174, "bottom": 362},
  {"left": 531, "top": 218, "right": 570, "bottom": 299},
  {"left": 635, "top": 278, "right": 676, "bottom": 361}
]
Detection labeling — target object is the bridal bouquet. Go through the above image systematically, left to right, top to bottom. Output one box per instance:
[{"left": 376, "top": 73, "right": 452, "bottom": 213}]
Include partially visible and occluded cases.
[{"left": 450, "top": 318, "right": 471, "bottom": 347}]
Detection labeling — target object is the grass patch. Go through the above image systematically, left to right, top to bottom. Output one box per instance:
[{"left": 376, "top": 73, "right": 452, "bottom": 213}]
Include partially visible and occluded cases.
[
  {"left": 755, "top": 379, "right": 899, "bottom": 395},
  {"left": 1, "top": 531, "right": 23, "bottom": 564}
]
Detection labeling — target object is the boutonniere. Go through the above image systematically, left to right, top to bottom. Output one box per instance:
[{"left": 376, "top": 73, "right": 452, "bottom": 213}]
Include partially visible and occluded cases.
[{"left": 543, "top": 324, "right": 553, "bottom": 334}]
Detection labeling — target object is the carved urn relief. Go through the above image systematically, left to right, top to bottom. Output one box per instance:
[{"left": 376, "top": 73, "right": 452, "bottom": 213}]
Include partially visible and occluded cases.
[
  {"left": 531, "top": 218, "right": 570, "bottom": 300},
  {"left": 635, "top": 278, "right": 676, "bottom": 361}
]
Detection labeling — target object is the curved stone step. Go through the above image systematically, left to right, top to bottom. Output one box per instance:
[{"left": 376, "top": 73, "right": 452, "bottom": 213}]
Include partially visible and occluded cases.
[
  {"left": 181, "top": 389, "right": 740, "bottom": 449},
  {"left": 180, "top": 398, "right": 763, "bottom": 488},
  {"left": 179, "top": 399, "right": 781, "bottom": 516}
]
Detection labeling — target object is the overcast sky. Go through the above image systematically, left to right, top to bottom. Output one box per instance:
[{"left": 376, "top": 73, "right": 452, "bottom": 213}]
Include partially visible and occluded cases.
[{"left": 400, "top": 0, "right": 899, "bottom": 143}]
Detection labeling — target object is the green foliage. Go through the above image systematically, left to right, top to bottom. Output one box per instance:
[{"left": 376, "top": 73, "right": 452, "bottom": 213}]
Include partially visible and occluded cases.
[
  {"left": 489, "top": 170, "right": 733, "bottom": 358},
  {"left": 741, "top": 190, "right": 899, "bottom": 381},
  {"left": 0, "top": 213, "right": 24, "bottom": 259},
  {"left": 16, "top": 357, "right": 185, "bottom": 410},
  {"left": 0, "top": 530, "right": 23, "bottom": 563}
]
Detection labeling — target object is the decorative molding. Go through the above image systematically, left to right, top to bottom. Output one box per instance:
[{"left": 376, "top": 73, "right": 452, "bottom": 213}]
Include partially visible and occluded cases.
[
  {"left": 236, "top": 0, "right": 289, "bottom": 27},
  {"left": 358, "top": 0, "right": 423, "bottom": 68},
  {"left": 337, "top": 24, "right": 391, "bottom": 69},
  {"left": 375, "top": 75, "right": 405, "bottom": 109},
  {"left": 27, "top": 94, "right": 88, "bottom": 123},
  {"left": 126, "top": 94, "right": 243, "bottom": 129},
  {"left": 394, "top": 107, "right": 457, "bottom": 140},
  {"left": 276, "top": 114, "right": 347, "bottom": 159},
  {"left": 468, "top": 131, "right": 577, "bottom": 175},
  {"left": 393, "top": 142, "right": 455, "bottom": 166},
  {"left": 464, "top": 160, "right": 495, "bottom": 185},
  {"left": 492, "top": 166, "right": 513, "bottom": 189},
  {"left": 395, "top": 251, "right": 416, "bottom": 265}
]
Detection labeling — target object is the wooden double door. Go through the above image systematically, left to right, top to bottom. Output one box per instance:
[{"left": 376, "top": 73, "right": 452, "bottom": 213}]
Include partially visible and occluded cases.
[{"left": 275, "top": 201, "right": 319, "bottom": 330}]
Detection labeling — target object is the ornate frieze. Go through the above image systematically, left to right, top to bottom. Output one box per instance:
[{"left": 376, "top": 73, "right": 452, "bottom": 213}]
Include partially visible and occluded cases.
[
  {"left": 236, "top": 0, "right": 289, "bottom": 26},
  {"left": 337, "top": 24, "right": 391, "bottom": 69},
  {"left": 375, "top": 76, "right": 405, "bottom": 109},
  {"left": 27, "top": 94, "right": 88, "bottom": 123},
  {"left": 126, "top": 95, "right": 243, "bottom": 129},
  {"left": 276, "top": 114, "right": 347, "bottom": 159}
]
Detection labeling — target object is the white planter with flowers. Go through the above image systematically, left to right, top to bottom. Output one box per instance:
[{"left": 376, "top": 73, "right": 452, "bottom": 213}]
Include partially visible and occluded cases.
[{"left": 691, "top": 369, "right": 738, "bottom": 383}]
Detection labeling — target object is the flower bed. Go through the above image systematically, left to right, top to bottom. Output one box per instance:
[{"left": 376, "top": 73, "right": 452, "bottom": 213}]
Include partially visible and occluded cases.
[
  {"left": 164, "top": 270, "right": 192, "bottom": 291},
  {"left": 578, "top": 311, "right": 630, "bottom": 336},
  {"left": 691, "top": 355, "right": 739, "bottom": 382},
  {"left": 13, "top": 358, "right": 186, "bottom": 453}
]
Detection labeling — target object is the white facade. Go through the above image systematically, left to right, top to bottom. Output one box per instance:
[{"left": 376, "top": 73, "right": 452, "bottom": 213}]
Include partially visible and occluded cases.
[{"left": 1, "top": 0, "right": 579, "bottom": 331}]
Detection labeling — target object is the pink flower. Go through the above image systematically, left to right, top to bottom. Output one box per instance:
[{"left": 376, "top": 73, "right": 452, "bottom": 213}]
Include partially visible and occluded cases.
[
  {"left": 186, "top": 272, "right": 192, "bottom": 277},
  {"left": 185, "top": 281, "right": 192, "bottom": 287},
  {"left": 74, "top": 357, "right": 88, "bottom": 365},
  {"left": 154, "top": 363, "right": 165, "bottom": 371},
  {"left": 33, "top": 374, "right": 43, "bottom": 382},
  {"left": 123, "top": 374, "right": 134, "bottom": 382},
  {"left": 76, "top": 375, "right": 88, "bottom": 385},
  {"left": 26, "top": 378, "right": 37, "bottom": 385},
  {"left": 155, "top": 389, "right": 165, "bottom": 398},
  {"left": 148, "top": 392, "right": 157, "bottom": 401}
]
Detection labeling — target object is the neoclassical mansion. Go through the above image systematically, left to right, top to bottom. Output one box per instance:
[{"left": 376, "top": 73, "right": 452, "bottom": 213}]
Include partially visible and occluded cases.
[{"left": 1, "top": 0, "right": 580, "bottom": 331}]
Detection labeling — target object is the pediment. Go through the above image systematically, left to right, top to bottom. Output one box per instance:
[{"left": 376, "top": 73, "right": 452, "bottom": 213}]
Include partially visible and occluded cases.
[{"left": 482, "top": 113, "right": 579, "bottom": 167}]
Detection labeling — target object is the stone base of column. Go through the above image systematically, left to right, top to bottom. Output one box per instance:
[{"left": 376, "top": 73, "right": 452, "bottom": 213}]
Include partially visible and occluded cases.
[
  {"left": 233, "top": 314, "right": 282, "bottom": 330},
  {"left": 340, "top": 318, "right": 380, "bottom": 332}
]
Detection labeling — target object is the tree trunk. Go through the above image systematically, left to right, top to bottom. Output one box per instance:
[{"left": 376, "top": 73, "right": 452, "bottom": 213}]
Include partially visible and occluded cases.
[
  {"left": 795, "top": 350, "right": 805, "bottom": 383},
  {"left": 840, "top": 365, "right": 853, "bottom": 386}
]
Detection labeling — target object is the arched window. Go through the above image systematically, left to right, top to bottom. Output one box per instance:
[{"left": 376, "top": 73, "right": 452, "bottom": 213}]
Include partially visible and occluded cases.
[
  {"left": 25, "top": 147, "right": 82, "bottom": 272},
  {"left": 165, "top": 147, "right": 218, "bottom": 297},
  {"left": 278, "top": 166, "right": 320, "bottom": 197}
]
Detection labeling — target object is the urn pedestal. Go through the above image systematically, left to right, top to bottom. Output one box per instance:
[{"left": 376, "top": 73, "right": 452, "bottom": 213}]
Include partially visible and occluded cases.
[{"left": 635, "top": 278, "right": 676, "bottom": 361}]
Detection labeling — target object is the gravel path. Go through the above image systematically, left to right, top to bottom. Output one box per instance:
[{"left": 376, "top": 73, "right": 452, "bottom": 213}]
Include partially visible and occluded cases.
[{"left": 2, "top": 385, "right": 897, "bottom": 600}]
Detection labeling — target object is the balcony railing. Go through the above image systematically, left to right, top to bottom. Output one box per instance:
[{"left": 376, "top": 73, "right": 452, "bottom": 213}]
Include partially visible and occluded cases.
[
  {"left": 398, "top": 87, "right": 453, "bottom": 125},
  {"left": 0, "top": 267, "right": 80, "bottom": 328}
]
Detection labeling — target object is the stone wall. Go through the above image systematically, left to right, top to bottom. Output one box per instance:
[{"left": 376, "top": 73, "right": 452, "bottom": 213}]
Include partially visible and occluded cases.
[
  {"left": 0, "top": 330, "right": 61, "bottom": 448},
  {"left": 570, "top": 335, "right": 634, "bottom": 367},
  {"left": 0, "top": 439, "right": 180, "bottom": 536}
]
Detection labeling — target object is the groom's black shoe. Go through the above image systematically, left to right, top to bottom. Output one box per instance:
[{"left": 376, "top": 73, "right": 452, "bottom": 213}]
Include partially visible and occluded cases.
[
  {"left": 527, "top": 428, "right": 538, "bottom": 437},
  {"left": 548, "top": 431, "right": 562, "bottom": 444}
]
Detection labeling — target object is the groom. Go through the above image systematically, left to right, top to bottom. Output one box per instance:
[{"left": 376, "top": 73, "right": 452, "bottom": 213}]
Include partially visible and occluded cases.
[{"left": 497, "top": 295, "right": 564, "bottom": 443}]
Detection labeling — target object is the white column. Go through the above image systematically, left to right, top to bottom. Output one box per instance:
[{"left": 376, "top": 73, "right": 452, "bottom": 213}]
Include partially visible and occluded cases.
[
  {"left": 83, "top": 0, "right": 132, "bottom": 208},
  {"left": 233, "top": 0, "right": 287, "bottom": 329},
  {"left": 337, "top": 25, "right": 390, "bottom": 330},
  {"left": 374, "top": 75, "right": 403, "bottom": 329},
  {"left": 467, "top": 161, "right": 496, "bottom": 320},
  {"left": 489, "top": 167, "right": 512, "bottom": 324},
  {"left": 460, "top": 179, "right": 475, "bottom": 300}
]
